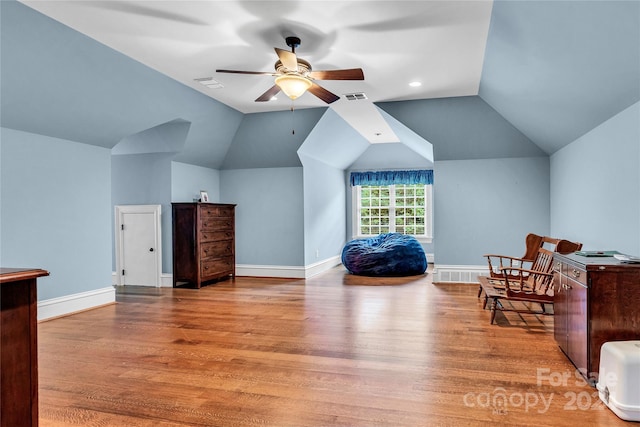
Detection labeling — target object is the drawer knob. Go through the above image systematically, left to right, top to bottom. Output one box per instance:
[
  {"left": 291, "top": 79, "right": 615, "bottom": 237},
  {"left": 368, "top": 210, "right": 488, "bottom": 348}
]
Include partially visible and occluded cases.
[{"left": 571, "top": 269, "right": 581, "bottom": 278}]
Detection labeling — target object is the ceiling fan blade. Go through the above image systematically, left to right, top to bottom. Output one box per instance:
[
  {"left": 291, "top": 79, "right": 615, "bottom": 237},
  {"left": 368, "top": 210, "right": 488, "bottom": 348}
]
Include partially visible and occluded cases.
[
  {"left": 274, "top": 48, "right": 298, "bottom": 71},
  {"left": 308, "top": 68, "right": 365, "bottom": 80},
  {"left": 216, "top": 69, "right": 276, "bottom": 76},
  {"left": 308, "top": 83, "right": 340, "bottom": 104},
  {"left": 255, "top": 85, "right": 281, "bottom": 102}
]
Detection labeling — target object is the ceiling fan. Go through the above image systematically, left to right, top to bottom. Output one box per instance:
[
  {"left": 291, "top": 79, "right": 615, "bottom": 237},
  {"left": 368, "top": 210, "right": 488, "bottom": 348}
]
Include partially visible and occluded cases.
[{"left": 216, "top": 36, "right": 364, "bottom": 104}]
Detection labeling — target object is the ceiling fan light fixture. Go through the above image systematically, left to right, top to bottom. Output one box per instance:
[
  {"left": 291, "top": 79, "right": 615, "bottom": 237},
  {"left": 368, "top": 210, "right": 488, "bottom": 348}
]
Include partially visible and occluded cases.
[{"left": 275, "top": 74, "right": 312, "bottom": 100}]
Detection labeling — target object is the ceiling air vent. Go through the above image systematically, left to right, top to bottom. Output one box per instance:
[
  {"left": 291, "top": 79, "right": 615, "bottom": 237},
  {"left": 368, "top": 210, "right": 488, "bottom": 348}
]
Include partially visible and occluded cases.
[
  {"left": 195, "top": 77, "right": 224, "bottom": 89},
  {"left": 344, "top": 92, "right": 367, "bottom": 101}
]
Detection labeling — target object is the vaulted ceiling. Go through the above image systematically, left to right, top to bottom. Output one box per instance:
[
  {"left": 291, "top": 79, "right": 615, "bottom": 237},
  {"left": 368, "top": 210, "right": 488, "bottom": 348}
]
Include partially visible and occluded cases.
[{"left": 2, "top": 0, "right": 639, "bottom": 167}]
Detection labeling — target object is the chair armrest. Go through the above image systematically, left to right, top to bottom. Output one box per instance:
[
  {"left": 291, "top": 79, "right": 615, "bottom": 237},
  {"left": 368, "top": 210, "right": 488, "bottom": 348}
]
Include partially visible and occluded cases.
[
  {"left": 482, "top": 254, "right": 527, "bottom": 262},
  {"left": 501, "top": 267, "right": 552, "bottom": 277}
]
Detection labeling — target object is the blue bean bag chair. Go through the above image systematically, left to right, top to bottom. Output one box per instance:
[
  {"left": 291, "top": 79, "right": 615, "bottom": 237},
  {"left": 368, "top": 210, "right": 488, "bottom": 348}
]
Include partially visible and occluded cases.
[{"left": 341, "top": 233, "right": 427, "bottom": 276}]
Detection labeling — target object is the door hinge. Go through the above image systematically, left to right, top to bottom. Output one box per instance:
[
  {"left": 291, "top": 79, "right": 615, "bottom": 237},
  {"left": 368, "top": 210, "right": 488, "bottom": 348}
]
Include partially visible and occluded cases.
[
  {"left": 121, "top": 224, "right": 124, "bottom": 230},
  {"left": 122, "top": 269, "right": 125, "bottom": 275}
]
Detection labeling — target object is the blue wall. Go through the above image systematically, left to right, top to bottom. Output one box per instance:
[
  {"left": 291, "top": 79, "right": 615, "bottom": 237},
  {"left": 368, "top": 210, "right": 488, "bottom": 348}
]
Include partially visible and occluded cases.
[
  {"left": 377, "top": 96, "right": 545, "bottom": 160},
  {"left": 551, "top": 102, "right": 640, "bottom": 255},
  {"left": 222, "top": 109, "right": 327, "bottom": 169},
  {"left": 0, "top": 127, "right": 112, "bottom": 299},
  {"left": 111, "top": 153, "right": 173, "bottom": 273},
  {"left": 299, "top": 155, "right": 347, "bottom": 265},
  {"left": 434, "top": 157, "right": 551, "bottom": 265},
  {"left": 171, "top": 161, "right": 221, "bottom": 203},
  {"left": 220, "top": 167, "right": 305, "bottom": 266}
]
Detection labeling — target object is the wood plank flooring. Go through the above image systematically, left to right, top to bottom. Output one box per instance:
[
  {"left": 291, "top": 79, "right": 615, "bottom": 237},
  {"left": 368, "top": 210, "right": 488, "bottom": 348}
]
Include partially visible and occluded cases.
[{"left": 37, "top": 266, "right": 628, "bottom": 426}]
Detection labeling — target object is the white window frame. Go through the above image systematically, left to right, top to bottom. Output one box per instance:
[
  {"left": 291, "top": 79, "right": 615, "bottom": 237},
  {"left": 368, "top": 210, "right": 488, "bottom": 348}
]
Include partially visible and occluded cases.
[{"left": 352, "top": 183, "right": 433, "bottom": 243}]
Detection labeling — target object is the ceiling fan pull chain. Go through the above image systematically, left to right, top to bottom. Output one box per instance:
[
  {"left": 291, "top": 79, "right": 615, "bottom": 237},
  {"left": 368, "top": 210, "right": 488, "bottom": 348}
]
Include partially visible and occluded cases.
[{"left": 291, "top": 103, "right": 295, "bottom": 135}]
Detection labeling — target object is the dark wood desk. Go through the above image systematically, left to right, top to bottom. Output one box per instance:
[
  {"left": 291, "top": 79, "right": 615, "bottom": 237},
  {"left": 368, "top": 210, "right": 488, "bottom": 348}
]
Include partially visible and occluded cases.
[
  {"left": 553, "top": 253, "right": 640, "bottom": 384},
  {"left": 1, "top": 268, "right": 49, "bottom": 427}
]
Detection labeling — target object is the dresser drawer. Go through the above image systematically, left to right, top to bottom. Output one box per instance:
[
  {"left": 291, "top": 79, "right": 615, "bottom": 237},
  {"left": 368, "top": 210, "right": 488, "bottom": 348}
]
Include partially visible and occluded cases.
[
  {"left": 201, "top": 205, "right": 234, "bottom": 218},
  {"left": 200, "top": 217, "right": 234, "bottom": 231},
  {"left": 201, "top": 230, "right": 233, "bottom": 242},
  {"left": 201, "top": 241, "right": 233, "bottom": 259},
  {"left": 201, "top": 257, "right": 234, "bottom": 277}
]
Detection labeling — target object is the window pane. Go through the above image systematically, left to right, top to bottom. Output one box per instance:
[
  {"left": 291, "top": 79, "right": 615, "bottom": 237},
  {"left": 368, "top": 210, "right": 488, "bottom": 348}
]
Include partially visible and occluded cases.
[{"left": 357, "top": 183, "right": 430, "bottom": 238}]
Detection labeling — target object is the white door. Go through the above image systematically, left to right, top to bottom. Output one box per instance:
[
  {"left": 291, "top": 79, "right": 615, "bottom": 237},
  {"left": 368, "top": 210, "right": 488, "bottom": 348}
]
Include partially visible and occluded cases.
[{"left": 116, "top": 205, "right": 162, "bottom": 287}]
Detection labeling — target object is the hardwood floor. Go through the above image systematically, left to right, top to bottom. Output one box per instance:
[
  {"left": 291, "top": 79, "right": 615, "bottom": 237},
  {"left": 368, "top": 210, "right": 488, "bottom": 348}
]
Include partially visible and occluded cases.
[{"left": 38, "top": 266, "right": 628, "bottom": 426}]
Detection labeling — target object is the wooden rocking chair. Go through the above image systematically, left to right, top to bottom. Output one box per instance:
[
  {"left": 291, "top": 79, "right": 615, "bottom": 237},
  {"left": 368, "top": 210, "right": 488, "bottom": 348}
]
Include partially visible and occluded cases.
[
  {"left": 478, "top": 234, "right": 582, "bottom": 298},
  {"left": 478, "top": 247, "right": 556, "bottom": 324}
]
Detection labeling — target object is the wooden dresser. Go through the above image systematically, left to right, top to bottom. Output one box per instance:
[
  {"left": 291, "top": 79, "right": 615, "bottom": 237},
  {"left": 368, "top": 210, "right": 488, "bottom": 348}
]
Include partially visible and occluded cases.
[
  {"left": 172, "top": 203, "right": 236, "bottom": 288},
  {"left": 553, "top": 252, "right": 640, "bottom": 384},
  {"left": 1, "top": 267, "right": 49, "bottom": 427}
]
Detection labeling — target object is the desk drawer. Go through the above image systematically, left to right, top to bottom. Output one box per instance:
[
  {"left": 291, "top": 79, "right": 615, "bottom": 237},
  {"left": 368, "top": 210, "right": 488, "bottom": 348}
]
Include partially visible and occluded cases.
[{"left": 566, "top": 265, "right": 587, "bottom": 287}]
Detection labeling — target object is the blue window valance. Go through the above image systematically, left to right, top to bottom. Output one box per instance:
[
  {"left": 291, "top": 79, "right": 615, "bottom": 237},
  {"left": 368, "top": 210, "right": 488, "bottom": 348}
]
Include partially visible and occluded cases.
[{"left": 350, "top": 170, "right": 433, "bottom": 186}]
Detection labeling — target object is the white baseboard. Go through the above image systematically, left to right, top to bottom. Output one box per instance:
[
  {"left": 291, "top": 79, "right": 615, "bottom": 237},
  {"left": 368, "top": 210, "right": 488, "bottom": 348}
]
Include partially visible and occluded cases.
[
  {"left": 208, "top": 256, "right": 344, "bottom": 279},
  {"left": 304, "top": 256, "right": 342, "bottom": 278},
  {"left": 235, "top": 264, "right": 306, "bottom": 278},
  {"left": 432, "top": 264, "right": 489, "bottom": 283},
  {"left": 111, "top": 272, "right": 172, "bottom": 287},
  {"left": 161, "top": 273, "right": 173, "bottom": 287},
  {"left": 38, "top": 286, "right": 116, "bottom": 321}
]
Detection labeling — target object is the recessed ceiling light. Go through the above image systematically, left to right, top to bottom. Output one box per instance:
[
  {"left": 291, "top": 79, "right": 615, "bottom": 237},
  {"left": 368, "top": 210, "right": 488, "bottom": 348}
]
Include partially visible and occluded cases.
[{"left": 409, "top": 81, "right": 422, "bottom": 87}]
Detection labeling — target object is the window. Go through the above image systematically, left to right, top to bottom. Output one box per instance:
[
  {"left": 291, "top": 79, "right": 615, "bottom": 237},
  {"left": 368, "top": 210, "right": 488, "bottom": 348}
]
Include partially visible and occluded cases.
[{"left": 353, "top": 183, "right": 432, "bottom": 241}]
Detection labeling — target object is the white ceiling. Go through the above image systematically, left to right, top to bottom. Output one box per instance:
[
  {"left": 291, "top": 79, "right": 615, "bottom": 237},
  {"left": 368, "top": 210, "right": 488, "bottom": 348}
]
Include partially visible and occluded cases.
[{"left": 20, "top": 0, "right": 494, "bottom": 143}]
